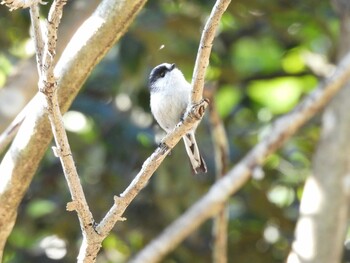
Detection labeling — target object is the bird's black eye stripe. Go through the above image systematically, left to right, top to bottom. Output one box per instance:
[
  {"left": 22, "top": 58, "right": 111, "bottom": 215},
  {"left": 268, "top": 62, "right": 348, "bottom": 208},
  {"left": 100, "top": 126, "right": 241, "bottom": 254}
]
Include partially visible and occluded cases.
[
  {"left": 149, "top": 65, "right": 169, "bottom": 85},
  {"left": 155, "top": 66, "right": 167, "bottom": 78}
]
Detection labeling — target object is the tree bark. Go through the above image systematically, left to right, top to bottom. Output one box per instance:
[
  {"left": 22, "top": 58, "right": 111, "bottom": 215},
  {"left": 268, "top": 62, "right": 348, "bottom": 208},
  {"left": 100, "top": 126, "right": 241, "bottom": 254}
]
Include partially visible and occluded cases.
[
  {"left": 0, "top": 0, "right": 146, "bottom": 260},
  {"left": 0, "top": 0, "right": 100, "bottom": 133},
  {"left": 287, "top": 4, "right": 350, "bottom": 263},
  {"left": 130, "top": 52, "right": 350, "bottom": 263}
]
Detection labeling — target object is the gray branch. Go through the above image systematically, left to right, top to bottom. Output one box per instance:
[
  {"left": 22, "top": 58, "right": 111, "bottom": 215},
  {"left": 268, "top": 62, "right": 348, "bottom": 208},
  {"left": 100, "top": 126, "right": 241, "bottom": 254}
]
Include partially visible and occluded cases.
[
  {"left": 0, "top": 0, "right": 147, "bottom": 261},
  {"left": 129, "top": 51, "right": 350, "bottom": 263}
]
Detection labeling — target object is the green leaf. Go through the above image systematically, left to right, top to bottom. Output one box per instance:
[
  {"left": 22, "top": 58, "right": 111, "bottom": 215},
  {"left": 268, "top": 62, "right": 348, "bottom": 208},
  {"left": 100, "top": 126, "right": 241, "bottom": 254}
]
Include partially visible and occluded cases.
[
  {"left": 231, "top": 36, "right": 283, "bottom": 76},
  {"left": 282, "top": 48, "right": 306, "bottom": 74},
  {"left": 247, "top": 76, "right": 317, "bottom": 114},
  {"left": 215, "top": 85, "right": 240, "bottom": 118},
  {"left": 137, "top": 132, "right": 152, "bottom": 147},
  {"left": 267, "top": 185, "right": 295, "bottom": 207},
  {"left": 26, "top": 199, "right": 56, "bottom": 219},
  {"left": 103, "top": 234, "right": 130, "bottom": 256}
]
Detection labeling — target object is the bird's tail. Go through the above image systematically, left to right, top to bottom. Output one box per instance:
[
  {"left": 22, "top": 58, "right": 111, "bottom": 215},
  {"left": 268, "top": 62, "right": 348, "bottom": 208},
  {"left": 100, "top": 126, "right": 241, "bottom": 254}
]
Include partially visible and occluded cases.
[{"left": 183, "top": 131, "right": 207, "bottom": 174}]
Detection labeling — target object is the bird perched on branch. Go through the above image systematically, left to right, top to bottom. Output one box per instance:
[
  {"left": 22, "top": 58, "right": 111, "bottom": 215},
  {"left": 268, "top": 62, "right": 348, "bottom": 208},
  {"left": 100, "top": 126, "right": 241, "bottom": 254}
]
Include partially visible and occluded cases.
[{"left": 148, "top": 63, "right": 207, "bottom": 174}]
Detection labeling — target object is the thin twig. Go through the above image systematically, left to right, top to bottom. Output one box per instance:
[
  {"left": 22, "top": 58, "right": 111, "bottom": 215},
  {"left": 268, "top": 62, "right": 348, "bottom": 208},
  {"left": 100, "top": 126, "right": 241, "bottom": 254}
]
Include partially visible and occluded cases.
[
  {"left": 31, "top": 0, "right": 100, "bottom": 261},
  {"left": 40, "top": 0, "right": 67, "bottom": 86},
  {"left": 85, "top": 0, "right": 229, "bottom": 258},
  {"left": 95, "top": 0, "right": 231, "bottom": 244},
  {"left": 191, "top": 0, "right": 232, "bottom": 104},
  {"left": 0, "top": 1, "right": 148, "bottom": 262},
  {"left": 29, "top": 4, "right": 44, "bottom": 74},
  {"left": 0, "top": 5, "right": 44, "bottom": 154},
  {"left": 129, "top": 51, "right": 350, "bottom": 263},
  {"left": 206, "top": 85, "right": 230, "bottom": 263},
  {"left": 95, "top": 99, "right": 209, "bottom": 236},
  {"left": 0, "top": 107, "right": 26, "bottom": 154}
]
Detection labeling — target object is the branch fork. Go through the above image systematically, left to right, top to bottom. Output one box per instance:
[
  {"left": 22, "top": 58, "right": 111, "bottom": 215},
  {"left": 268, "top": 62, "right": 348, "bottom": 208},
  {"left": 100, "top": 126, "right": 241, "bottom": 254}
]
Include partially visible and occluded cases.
[{"left": 189, "top": 98, "right": 210, "bottom": 120}]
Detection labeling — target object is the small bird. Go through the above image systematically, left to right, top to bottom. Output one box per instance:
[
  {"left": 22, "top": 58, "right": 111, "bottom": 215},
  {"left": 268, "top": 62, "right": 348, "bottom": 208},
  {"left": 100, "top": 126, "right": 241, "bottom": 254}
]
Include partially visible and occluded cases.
[{"left": 148, "top": 63, "right": 207, "bottom": 174}]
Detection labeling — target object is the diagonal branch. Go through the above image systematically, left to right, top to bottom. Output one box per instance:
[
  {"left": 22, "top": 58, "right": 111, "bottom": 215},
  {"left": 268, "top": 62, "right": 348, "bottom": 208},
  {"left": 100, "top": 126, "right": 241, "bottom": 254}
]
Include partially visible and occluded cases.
[
  {"left": 1, "top": 0, "right": 228, "bottom": 261},
  {"left": 94, "top": 0, "right": 231, "bottom": 244},
  {"left": 191, "top": 0, "right": 231, "bottom": 104},
  {"left": 0, "top": 1, "right": 147, "bottom": 261},
  {"left": 30, "top": 2, "right": 99, "bottom": 261},
  {"left": 29, "top": 4, "right": 44, "bottom": 73},
  {"left": 129, "top": 51, "right": 350, "bottom": 263},
  {"left": 206, "top": 86, "right": 230, "bottom": 263},
  {"left": 95, "top": 100, "right": 209, "bottom": 236},
  {"left": 0, "top": 106, "right": 26, "bottom": 154}
]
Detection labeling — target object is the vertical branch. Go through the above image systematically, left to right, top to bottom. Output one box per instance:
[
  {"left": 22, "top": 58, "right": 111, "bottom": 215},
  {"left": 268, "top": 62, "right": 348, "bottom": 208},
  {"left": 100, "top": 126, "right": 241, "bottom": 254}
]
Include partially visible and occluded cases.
[
  {"left": 31, "top": 0, "right": 99, "bottom": 261},
  {"left": 41, "top": 0, "right": 66, "bottom": 84},
  {"left": 191, "top": 0, "right": 231, "bottom": 104},
  {"left": 0, "top": 1, "right": 148, "bottom": 262},
  {"left": 287, "top": 2, "right": 350, "bottom": 263},
  {"left": 29, "top": 4, "right": 44, "bottom": 74},
  {"left": 129, "top": 52, "right": 350, "bottom": 263},
  {"left": 206, "top": 86, "right": 230, "bottom": 263},
  {"left": 95, "top": 100, "right": 209, "bottom": 236}
]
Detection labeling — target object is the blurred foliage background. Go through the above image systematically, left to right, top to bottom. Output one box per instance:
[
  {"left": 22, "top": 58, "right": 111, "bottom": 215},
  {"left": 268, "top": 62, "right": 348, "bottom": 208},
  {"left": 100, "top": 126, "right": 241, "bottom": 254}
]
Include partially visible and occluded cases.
[{"left": 0, "top": 0, "right": 344, "bottom": 262}]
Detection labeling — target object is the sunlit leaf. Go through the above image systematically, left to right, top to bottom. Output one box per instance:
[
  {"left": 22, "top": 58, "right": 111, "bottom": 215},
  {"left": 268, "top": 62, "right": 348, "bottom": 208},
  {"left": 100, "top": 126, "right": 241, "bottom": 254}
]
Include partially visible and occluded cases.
[
  {"left": 219, "top": 12, "right": 237, "bottom": 32},
  {"left": 231, "top": 36, "right": 283, "bottom": 76},
  {"left": 282, "top": 47, "right": 306, "bottom": 74},
  {"left": 0, "top": 54, "right": 12, "bottom": 74},
  {"left": 205, "top": 65, "right": 221, "bottom": 80},
  {"left": 247, "top": 76, "right": 317, "bottom": 114},
  {"left": 215, "top": 85, "right": 240, "bottom": 118},
  {"left": 137, "top": 132, "right": 152, "bottom": 147},
  {"left": 267, "top": 185, "right": 295, "bottom": 207},
  {"left": 26, "top": 199, "right": 56, "bottom": 219},
  {"left": 127, "top": 230, "right": 144, "bottom": 249},
  {"left": 103, "top": 234, "right": 130, "bottom": 256}
]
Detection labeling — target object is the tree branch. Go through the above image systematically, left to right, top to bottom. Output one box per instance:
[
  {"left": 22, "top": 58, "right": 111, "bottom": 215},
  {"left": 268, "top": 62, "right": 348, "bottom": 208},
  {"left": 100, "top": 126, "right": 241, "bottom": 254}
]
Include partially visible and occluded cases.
[
  {"left": 0, "top": 0, "right": 100, "bottom": 134},
  {"left": 0, "top": 0, "right": 43, "bottom": 11},
  {"left": 94, "top": 0, "right": 231, "bottom": 251},
  {"left": 191, "top": 0, "right": 232, "bottom": 104},
  {"left": 0, "top": 1, "right": 147, "bottom": 261},
  {"left": 30, "top": 1, "right": 101, "bottom": 261},
  {"left": 286, "top": 3, "right": 350, "bottom": 263},
  {"left": 29, "top": 4, "right": 44, "bottom": 74},
  {"left": 129, "top": 51, "right": 350, "bottom": 263},
  {"left": 206, "top": 86, "right": 230, "bottom": 263},
  {"left": 95, "top": 99, "right": 209, "bottom": 236},
  {"left": 0, "top": 106, "right": 26, "bottom": 154}
]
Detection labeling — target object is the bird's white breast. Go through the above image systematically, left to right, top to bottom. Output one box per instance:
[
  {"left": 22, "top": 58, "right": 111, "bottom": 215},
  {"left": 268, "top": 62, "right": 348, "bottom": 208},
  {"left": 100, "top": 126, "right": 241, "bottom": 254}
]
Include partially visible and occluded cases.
[{"left": 150, "top": 84, "right": 190, "bottom": 133}]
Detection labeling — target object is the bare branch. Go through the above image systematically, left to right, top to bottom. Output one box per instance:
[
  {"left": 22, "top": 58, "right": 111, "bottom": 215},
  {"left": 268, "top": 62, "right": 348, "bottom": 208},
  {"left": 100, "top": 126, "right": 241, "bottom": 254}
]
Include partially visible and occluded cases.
[
  {"left": 0, "top": 0, "right": 100, "bottom": 134},
  {"left": 1, "top": 0, "right": 45, "bottom": 11},
  {"left": 30, "top": 0, "right": 96, "bottom": 246},
  {"left": 34, "top": 0, "right": 98, "bottom": 252},
  {"left": 40, "top": 0, "right": 66, "bottom": 83},
  {"left": 94, "top": 0, "right": 230, "bottom": 246},
  {"left": 191, "top": 0, "right": 231, "bottom": 104},
  {"left": 0, "top": 1, "right": 147, "bottom": 261},
  {"left": 0, "top": 5, "right": 44, "bottom": 153},
  {"left": 29, "top": 5, "right": 44, "bottom": 73},
  {"left": 287, "top": 5, "right": 350, "bottom": 263},
  {"left": 129, "top": 51, "right": 350, "bottom": 263},
  {"left": 206, "top": 86, "right": 230, "bottom": 263},
  {"left": 95, "top": 99, "right": 209, "bottom": 237},
  {"left": 0, "top": 106, "right": 26, "bottom": 154}
]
